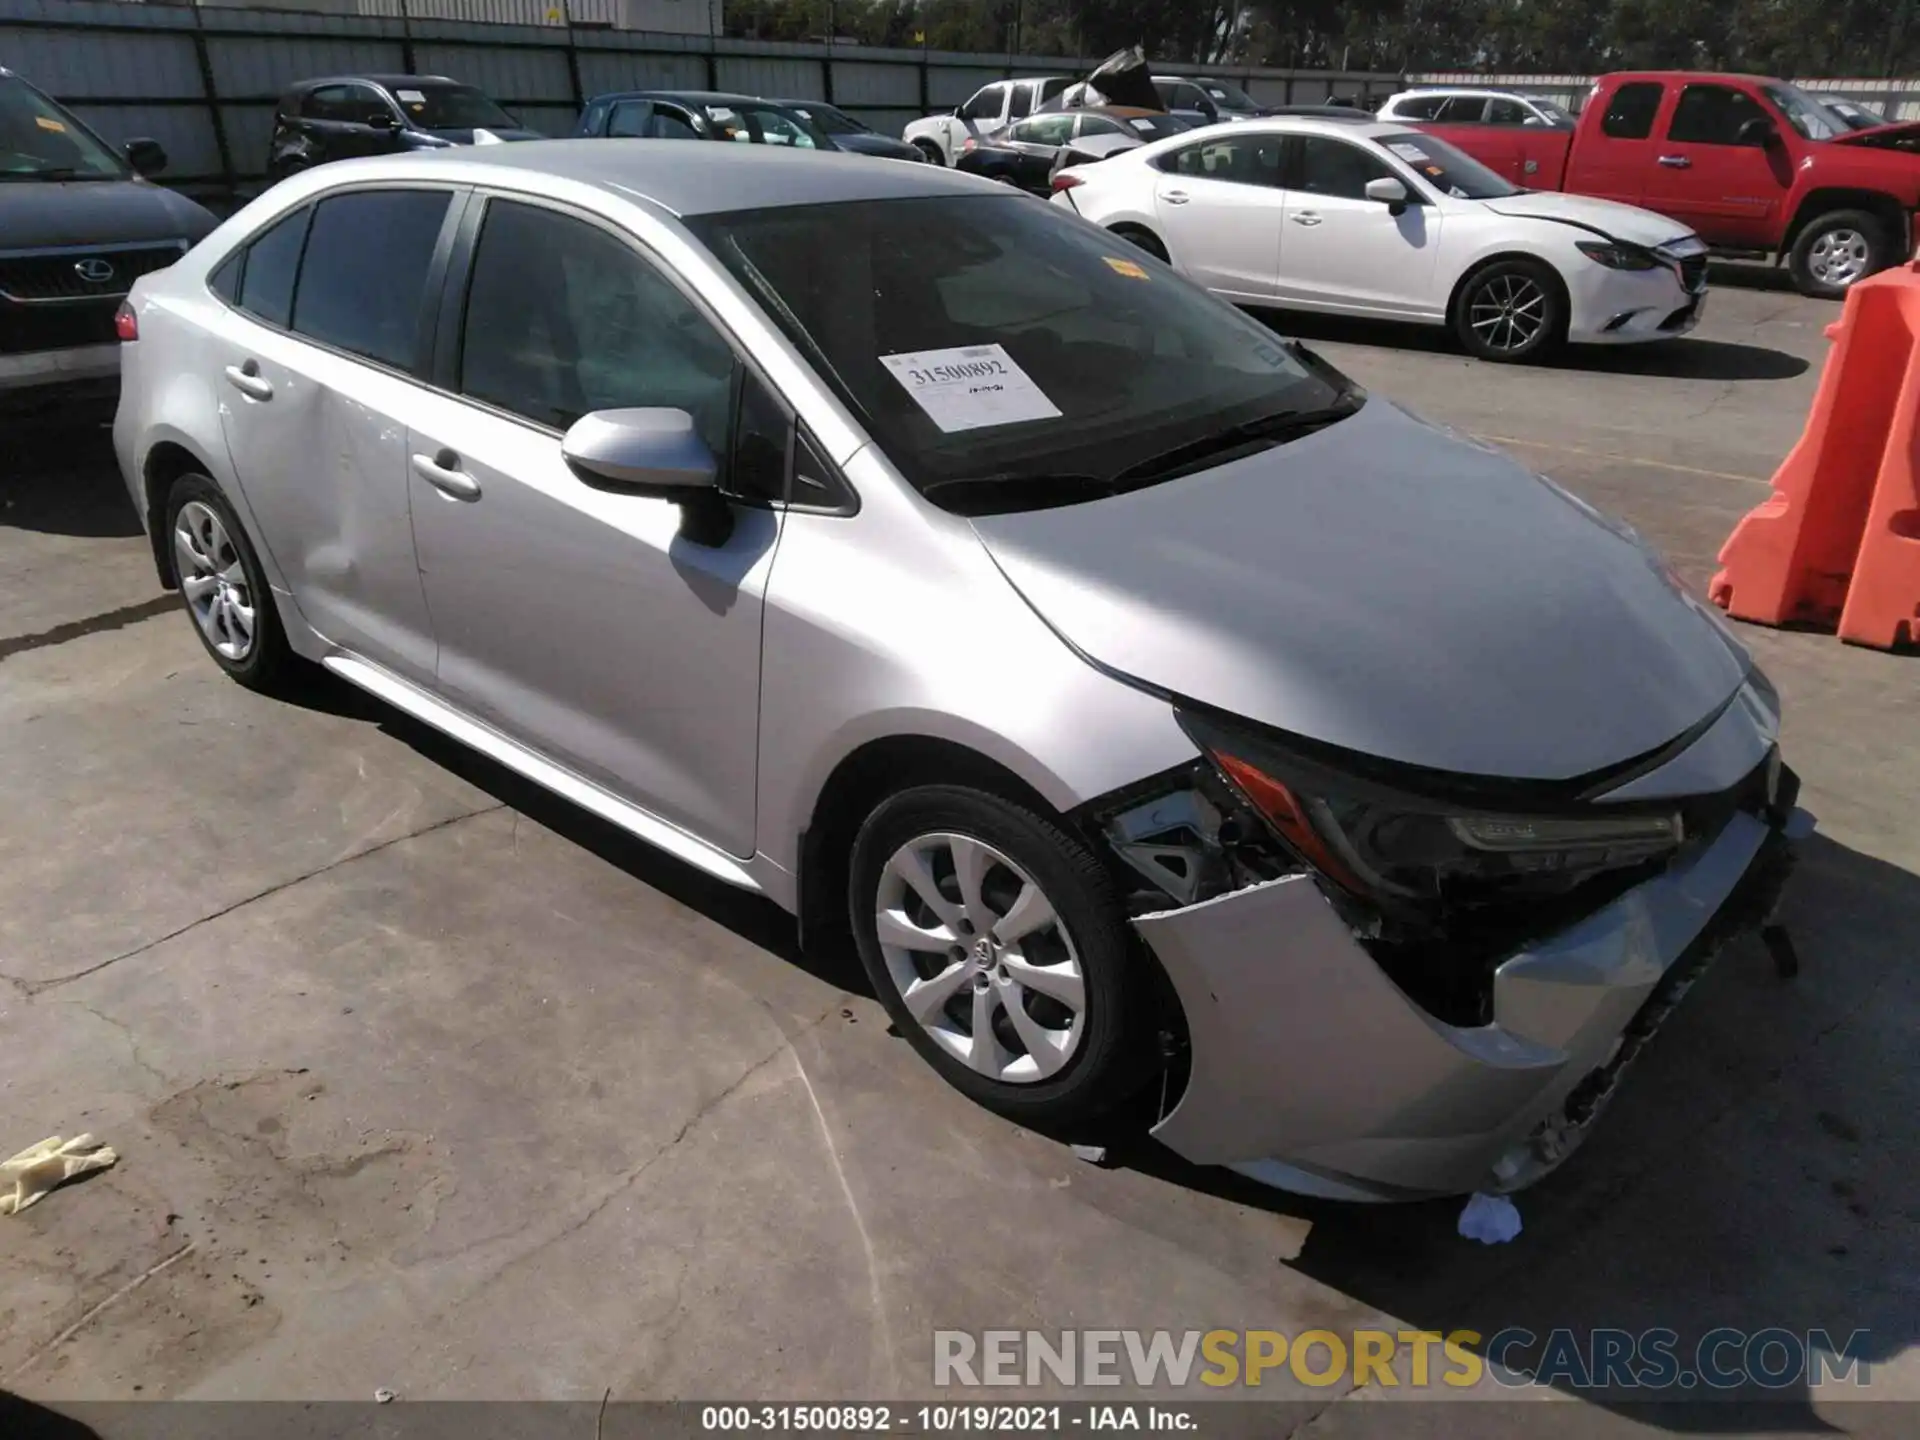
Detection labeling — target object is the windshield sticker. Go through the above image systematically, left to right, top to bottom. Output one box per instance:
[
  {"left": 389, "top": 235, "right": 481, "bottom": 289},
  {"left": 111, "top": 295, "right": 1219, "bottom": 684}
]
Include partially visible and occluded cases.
[
  {"left": 397, "top": 89, "right": 427, "bottom": 104},
  {"left": 35, "top": 115, "right": 67, "bottom": 133},
  {"left": 1385, "top": 141, "right": 1430, "bottom": 162},
  {"left": 1103, "top": 255, "right": 1150, "bottom": 279},
  {"left": 881, "top": 344, "right": 1062, "bottom": 433}
]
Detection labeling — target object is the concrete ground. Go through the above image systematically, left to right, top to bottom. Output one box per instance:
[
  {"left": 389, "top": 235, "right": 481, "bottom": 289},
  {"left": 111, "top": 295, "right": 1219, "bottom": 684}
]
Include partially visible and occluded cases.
[{"left": 2, "top": 269, "right": 1916, "bottom": 1437}]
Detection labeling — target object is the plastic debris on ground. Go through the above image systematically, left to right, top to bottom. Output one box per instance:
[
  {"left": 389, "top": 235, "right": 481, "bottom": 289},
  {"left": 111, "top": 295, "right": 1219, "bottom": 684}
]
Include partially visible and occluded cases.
[
  {"left": 2, "top": 1134, "right": 119, "bottom": 1215},
  {"left": 1457, "top": 1191, "right": 1522, "bottom": 1244}
]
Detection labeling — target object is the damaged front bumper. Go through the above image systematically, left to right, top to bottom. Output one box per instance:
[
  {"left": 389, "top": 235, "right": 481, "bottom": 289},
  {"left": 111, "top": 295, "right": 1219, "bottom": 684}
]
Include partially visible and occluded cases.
[{"left": 1134, "top": 806, "right": 1804, "bottom": 1202}]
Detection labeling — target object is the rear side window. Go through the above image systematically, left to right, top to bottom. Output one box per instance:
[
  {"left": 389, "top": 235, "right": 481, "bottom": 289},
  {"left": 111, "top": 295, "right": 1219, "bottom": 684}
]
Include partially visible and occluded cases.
[
  {"left": 1601, "top": 82, "right": 1663, "bottom": 139},
  {"left": 1668, "top": 84, "right": 1769, "bottom": 145},
  {"left": 1007, "top": 85, "right": 1034, "bottom": 121},
  {"left": 1393, "top": 95, "right": 1446, "bottom": 120},
  {"left": 1435, "top": 96, "right": 1487, "bottom": 123},
  {"left": 1487, "top": 98, "right": 1526, "bottom": 124},
  {"left": 607, "top": 101, "right": 650, "bottom": 137},
  {"left": 1164, "top": 133, "right": 1282, "bottom": 186},
  {"left": 291, "top": 189, "right": 450, "bottom": 371},
  {"left": 235, "top": 206, "right": 311, "bottom": 328}
]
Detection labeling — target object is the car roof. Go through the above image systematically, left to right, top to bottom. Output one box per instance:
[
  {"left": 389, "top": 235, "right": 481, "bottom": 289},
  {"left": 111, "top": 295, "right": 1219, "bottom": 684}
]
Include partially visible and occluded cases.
[
  {"left": 290, "top": 74, "right": 460, "bottom": 92},
  {"left": 584, "top": 90, "right": 795, "bottom": 108},
  {"left": 771, "top": 98, "right": 846, "bottom": 110},
  {"left": 318, "top": 139, "right": 993, "bottom": 217}
]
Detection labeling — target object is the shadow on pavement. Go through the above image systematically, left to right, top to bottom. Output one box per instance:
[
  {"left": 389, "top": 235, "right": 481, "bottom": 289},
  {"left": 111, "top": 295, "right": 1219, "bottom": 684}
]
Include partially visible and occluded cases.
[
  {"left": 3, "top": 407, "right": 142, "bottom": 540},
  {"left": 0, "top": 1392, "right": 102, "bottom": 1440}
]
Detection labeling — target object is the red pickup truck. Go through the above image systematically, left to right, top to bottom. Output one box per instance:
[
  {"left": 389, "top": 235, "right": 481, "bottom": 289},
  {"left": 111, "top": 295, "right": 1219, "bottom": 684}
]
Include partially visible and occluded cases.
[{"left": 1420, "top": 72, "right": 1920, "bottom": 298}]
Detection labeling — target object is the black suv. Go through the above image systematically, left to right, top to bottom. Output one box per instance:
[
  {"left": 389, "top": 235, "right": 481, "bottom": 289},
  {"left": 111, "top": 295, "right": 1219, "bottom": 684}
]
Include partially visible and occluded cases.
[
  {"left": 1, "top": 65, "right": 216, "bottom": 409},
  {"left": 267, "top": 75, "right": 541, "bottom": 180}
]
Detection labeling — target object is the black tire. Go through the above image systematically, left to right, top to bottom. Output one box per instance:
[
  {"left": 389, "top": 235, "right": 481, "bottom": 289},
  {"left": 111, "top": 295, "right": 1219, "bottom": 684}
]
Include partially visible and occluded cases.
[
  {"left": 912, "top": 139, "right": 945, "bottom": 166},
  {"left": 1787, "top": 209, "right": 1891, "bottom": 300},
  {"left": 1109, "top": 224, "right": 1169, "bottom": 263},
  {"left": 1452, "top": 257, "right": 1566, "bottom": 363},
  {"left": 163, "top": 472, "right": 295, "bottom": 695},
  {"left": 849, "top": 784, "right": 1150, "bottom": 1128}
]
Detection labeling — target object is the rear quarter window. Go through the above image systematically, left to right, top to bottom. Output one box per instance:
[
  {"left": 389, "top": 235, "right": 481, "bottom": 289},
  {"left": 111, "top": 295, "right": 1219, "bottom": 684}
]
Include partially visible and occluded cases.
[{"left": 234, "top": 206, "right": 311, "bottom": 328}]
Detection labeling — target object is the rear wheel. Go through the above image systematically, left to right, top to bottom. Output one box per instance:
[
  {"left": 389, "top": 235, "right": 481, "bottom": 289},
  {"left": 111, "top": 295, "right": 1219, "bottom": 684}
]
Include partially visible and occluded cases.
[
  {"left": 912, "top": 138, "right": 945, "bottom": 166},
  {"left": 1788, "top": 209, "right": 1890, "bottom": 299},
  {"left": 1108, "top": 224, "right": 1169, "bottom": 263},
  {"left": 1453, "top": 258, "right": 1565, "bottom": 363},
  {"left": 165, "top": 473, "right": 295, "bottom": 694},
  {"left": 849, "top": 785, "right": 1149, "bottom": 1127}
]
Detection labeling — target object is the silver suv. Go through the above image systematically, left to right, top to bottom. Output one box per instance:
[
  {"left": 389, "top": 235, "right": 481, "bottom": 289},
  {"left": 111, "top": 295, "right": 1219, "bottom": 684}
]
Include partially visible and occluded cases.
[{"left": 114, "top": 141, "right": 1804, "bottom": 1202}]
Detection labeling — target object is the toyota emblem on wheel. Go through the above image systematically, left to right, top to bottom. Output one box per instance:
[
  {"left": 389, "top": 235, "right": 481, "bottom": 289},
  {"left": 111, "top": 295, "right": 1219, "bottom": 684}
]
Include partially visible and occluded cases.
[{"left": 74, "top": 257, "right": 116, "bottom": 283}]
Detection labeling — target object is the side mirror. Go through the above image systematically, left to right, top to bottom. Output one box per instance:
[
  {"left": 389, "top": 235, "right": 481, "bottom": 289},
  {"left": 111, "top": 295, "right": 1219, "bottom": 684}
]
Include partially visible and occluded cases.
[
  {"left": 1737, "top": 116, "right": 1777, "bottom": 146},
  {"left": 123, "top": 138, "right": 168, "bottom": 176},
  {"left": 1365, "top": 175, "right": 1410, "bottom": 213},
  {"left": 562, "top": 408, "right": 732, "bottom": 545}
]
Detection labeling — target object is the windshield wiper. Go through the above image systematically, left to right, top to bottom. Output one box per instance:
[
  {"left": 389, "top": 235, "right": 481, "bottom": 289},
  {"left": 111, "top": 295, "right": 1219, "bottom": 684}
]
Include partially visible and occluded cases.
[
  {"left": 1105, "top": 393, "right": 1364, "bottom": 489},
  {"left": 921, "top": 471, "right": 1116, "bottom": 515}
]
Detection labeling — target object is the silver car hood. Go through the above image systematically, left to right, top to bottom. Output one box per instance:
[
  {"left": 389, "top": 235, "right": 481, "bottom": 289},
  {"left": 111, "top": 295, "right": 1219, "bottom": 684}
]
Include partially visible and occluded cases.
[{"left": 970, "top": 399, "right": 1748, "bottom": 781}]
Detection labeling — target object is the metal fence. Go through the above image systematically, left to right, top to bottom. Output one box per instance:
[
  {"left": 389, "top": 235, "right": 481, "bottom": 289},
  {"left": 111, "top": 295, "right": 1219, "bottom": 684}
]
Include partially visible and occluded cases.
[
  {"left": 1, "top": 0, "right": 1402, "bottom": 198},
  {"left": 1411, "top": 71, "right": 1920, "bottom": 122}
]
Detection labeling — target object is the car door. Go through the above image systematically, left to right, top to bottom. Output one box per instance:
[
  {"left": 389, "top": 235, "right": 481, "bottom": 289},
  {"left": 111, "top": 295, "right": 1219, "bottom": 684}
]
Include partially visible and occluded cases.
[
  {"left": 1571, "top": 80, "right": 1664, "bottom": 209},
  {"left": 1640, "top": 82, "right": 1793, "bottom": 247},
  {"left": 953, "top": 83, "right": 1008, "bottom": 153},
  {"left": 1005, "top": 113, "right": 1075, "bottom": 189},
  {"left": 1152, "top": 131, "right": 1287, "bottom": 301},
  {"left": 1272, "top": 134, "right": 1441, "bottom": 317},
  {"left": 211, "top": 186, "right": 458, "bottom": 685},
  {"left": 402, "top": 196, "right": 780, "bottom": 857}
]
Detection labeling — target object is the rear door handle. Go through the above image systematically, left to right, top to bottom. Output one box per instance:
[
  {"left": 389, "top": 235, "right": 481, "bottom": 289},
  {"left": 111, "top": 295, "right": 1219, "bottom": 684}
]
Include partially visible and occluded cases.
[
  {"left": 1657, "top": 154, "right": 1691, "bottom": 168},
  {"left": 1162, "top": 189, "right": 1191, "bottom": 204},
  {"left": 1290, "top": 212, "right": 1323, "bottom": 226},
  {"left": 223, "top": 361, "right": 272, "bottom": 402},
  {"left": 410, "top": 447, "right": 481, "bottom": 501}
]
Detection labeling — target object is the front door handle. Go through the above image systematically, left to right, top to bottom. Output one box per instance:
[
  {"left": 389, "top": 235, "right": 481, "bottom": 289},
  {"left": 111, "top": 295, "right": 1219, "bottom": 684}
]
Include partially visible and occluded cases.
[
  {"left": 1657, "top": 154, "right": 1692, "bottom": 168},
  {"left": 1162, "top": 188, "right": 1191, "bottom": 204},
  {"left": 1290, "top": 211, "right": 1324, "bottom": 226},
  {"left": 223, "top": 361, "right": 272, "bottom": 402},
  {"left": 411, "top": 448, "right": 481, "bottom": 501}
]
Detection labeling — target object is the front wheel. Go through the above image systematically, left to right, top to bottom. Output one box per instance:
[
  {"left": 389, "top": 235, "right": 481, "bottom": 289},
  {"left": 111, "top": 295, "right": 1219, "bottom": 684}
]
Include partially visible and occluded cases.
[
  {"left": 911, "top": 139, "right": 946, "bottom": 166},
  {"left": 1788, "top": 210, "right": 1890, "bottom": 299},
  {"left": 1453, "top": 258, "right": 1565, "bottom": 363},
  {"left": 848, "top": 785, "right": 1149, "bottom": 1127}
]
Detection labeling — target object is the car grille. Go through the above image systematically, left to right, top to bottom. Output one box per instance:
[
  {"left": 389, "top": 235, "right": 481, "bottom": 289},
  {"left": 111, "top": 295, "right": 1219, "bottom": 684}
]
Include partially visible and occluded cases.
[
  {"left": 0, "top": 243, "right": 185, "bottom": 304},
  {"left": 1678, "top": 254, "right": 1707, "bottom": 293},
  {"left": 0, "top": 296, "right": 121, "bottom": 355}
]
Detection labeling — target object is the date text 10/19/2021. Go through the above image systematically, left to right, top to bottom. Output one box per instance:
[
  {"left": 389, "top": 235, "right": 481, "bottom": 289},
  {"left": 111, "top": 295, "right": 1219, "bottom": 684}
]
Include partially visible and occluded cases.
[{"left": 702, "top": 1406, "right": 1196, "bottom": 1432}]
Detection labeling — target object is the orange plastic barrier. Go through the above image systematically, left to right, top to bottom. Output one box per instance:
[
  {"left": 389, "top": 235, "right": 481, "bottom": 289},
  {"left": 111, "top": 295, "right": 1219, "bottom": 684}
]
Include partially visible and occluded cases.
[{"left": 1709, "top": 261, "right": 1920, "bottom": 650}]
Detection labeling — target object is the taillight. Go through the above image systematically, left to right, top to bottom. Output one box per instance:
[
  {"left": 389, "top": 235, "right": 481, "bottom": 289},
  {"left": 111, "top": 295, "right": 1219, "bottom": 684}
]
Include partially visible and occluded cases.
[
  {"left": 1050, "top": 172, "right": 1083, "bottom": 193},
  {"left": 114, "top": 301, "right": 138, "bottom": 342}
]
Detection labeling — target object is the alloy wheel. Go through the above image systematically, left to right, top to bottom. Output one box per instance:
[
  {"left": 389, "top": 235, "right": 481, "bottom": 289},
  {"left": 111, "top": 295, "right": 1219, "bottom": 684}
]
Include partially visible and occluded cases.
[
  {"left": 1808, "top": 228, "right": 1871, "bottom": 289},
  {"left": 1467, "top": 272, "right": 1548, "bottom": 354},
  {"left": 173, "top": 500, "right": 255, "bottom": 662},
  {"left": 873, "top": 832, "right": 1086, "bottom": 1083}
]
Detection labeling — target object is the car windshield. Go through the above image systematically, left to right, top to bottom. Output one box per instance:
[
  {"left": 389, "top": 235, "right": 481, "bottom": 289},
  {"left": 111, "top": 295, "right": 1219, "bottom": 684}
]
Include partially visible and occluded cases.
[
  {"left": 0, "top": 73, "right": 127, "bottom": 179},
  {"left": 1200, "top": 81, "right": 1258, "bottom": 111},
  {"left": 398, "top": 83, "right": 516, "bottom": 131},
  {"left": 1763, "top": 83, "right": 1847, "bottom": 141},
  {"left": 699, "top": 102, "right": 830, "bottom": 148},
  {"left": 789, "top": 104, "right": 867, "bottom": 137},
  {"left": 1375, "top": 130, "right": 1521, "bottom": 199},
  {"left": 687, "top": 195, "right": 1350, "bottom": 511}
]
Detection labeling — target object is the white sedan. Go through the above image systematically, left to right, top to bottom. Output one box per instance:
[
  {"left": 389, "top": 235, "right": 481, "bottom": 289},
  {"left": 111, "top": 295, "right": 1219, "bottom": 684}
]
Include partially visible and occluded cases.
[{"left": 1050, "top": 115, "right": 1709, "bottom": 362}]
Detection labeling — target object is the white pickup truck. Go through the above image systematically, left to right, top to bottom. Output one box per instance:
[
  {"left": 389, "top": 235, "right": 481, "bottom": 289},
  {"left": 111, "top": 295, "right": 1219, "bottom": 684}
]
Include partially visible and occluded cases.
[{"left": 903, "top": 75, "right": 1073, "bottom": 165}]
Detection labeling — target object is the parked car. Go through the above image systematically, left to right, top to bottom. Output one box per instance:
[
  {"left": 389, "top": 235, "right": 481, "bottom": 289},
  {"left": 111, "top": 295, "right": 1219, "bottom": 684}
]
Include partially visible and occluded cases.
[
  {"left": 0, "top": 64, "right": 215, "bottom": 409},
  {"left": 1417, "top": 71, "right": 1920, "bottom": 297},
  {"left": 267, "top": 75, "right": 541, "bottom": 180},
  {"left": 1152, "top": 75, "right": 1269, "bottom": 125},
  {"left": 903, "top": 76, "right": 1073, "bottom": 166},
  {"left": 1378, "top": 87, "right": 1575, "bottom": 128},
  {"left": 575, "top": 91, "right": 835, "bottom": 151},
  {"left": 1809, "top": 95, "right": 1893, "bottom": 132},
  {"left": 771, "top": 99, "right": 922, "bottom": 161},
  {"left": 956, "top": 107, "right": 1189, "bottom": 195},
  {"left": 1054, "top": 116, "right": 1709, "bottom": 362},
  {"left": 114, "top": 139, "right": 1805, "bottom": 1203}
]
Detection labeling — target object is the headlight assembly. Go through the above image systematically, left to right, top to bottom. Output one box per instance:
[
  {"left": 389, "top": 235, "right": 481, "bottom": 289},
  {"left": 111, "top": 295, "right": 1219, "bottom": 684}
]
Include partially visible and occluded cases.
[{"left": 1576, "top": 238, "right": 1662, "bottom": 271}]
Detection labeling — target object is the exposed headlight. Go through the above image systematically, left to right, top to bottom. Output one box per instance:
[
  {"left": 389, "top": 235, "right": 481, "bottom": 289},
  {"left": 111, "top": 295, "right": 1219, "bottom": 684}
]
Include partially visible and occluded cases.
[
  {"left": 1576, "top": 238, "right": 1661, "bottom": 271},
  {"left": 1179, "top": 711, "right": 1684, "bottom": 908}
]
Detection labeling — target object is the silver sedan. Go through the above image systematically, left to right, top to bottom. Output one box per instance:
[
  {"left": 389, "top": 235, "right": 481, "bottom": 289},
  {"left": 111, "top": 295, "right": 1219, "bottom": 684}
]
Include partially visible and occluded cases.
[{"left": 114, "top": 140, "right": 1806, "bottom": 1201}]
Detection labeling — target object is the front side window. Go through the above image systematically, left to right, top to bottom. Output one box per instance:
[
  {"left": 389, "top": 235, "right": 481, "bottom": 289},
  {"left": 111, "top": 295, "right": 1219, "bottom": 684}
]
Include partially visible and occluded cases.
[
  {"left": 0, "top": 73, "right": 127, "bottom": 179},
  {"left": 1601, "top": 82, "right": 1663, "bottom": 140},
  {"left": 394, "top": 83, "right": 515, "bottom": 131},
  {"left": 309, "top": 84, "right": 391, "bottom": 127},
  {"left": 1668, "top": 84, "right": 1771, "bottom": 146},
  {"left": 960, "top": 86, "right": 1004, "bottom": 122},
  {"left": 1007, "top": 86, "right": 1034, "bottom": 121},
  {"left": 1393, "top": 95, "right": 1446, "bottom": 120},
  {"left": 1435, "top": 96, "right": 1488, "bottom": 123},
  {"left": 1486, "top": 98, "right": 1526, "bottom": 125},
  {"left": 607, "top": 102, "right": 650, "bottom": 138},
  {"left": 700, "top": 103, "right": 822, "bottom": 148},
  {"left": 792, "top": 104, "right": 866, "bottom": 137},
  {"left": 651, "top": 107, "right": 701, "bottom": 141},
  {"left": 1014, "top": 114, "right": 1075, "bottom": 146},
  {"left": 1077, "top": 115, "right": 1126, "bottom": 139},
  {"left": 1374, "top": 130, "right": 1519, "bottom": 198},
  {"left": 1163, "top": 133, "right": 1282, "bottom": 186},
  {"left": 1294, "top": 136, "right": 1398, "bottom": 200},
  {"left": 290, "top": 189, "right": 449, "bottom": 370},
  {"left": 688, "top": 195, "right": 1348, "bottom": 512},
  {"left": 458, "top": 199, "right": 736, "bottom": 448},
  {"left": 235, "top": 206, "right": 311, "bottom": 328}
]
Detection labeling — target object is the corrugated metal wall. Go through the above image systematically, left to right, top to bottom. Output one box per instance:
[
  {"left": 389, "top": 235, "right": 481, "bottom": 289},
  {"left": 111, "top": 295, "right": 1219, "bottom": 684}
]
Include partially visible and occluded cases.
[{"left": 0, "top": 0, "right": 1403, "bottom": 193}]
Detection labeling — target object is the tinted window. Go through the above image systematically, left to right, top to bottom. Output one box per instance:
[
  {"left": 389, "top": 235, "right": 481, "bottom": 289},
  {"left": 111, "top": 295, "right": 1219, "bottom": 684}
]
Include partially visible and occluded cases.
[
  {"left": 1039, "top": 78, "right": 1072, "bottom": 103},
  {"left": 1601, "top": 82, "right": 1662, "bottom": 139},
  {"left": 394, "top": 83, "right": 514, "bottom": 131},
  {"left": 308, "top": 84, "right": 389, "bottom": 127},
  {"left": 1669, "top": 84, "right": 1769, "bottom": 145},
  {"left": 1007, "top": 85, "right": 1034, "bottom": 121},
  {"left": 960, "top": 86, "right": 1004, "bottom": 121},
  {"left": 1393, "top": 95, "right": 1446, "bottom": 120},
  {"left": 1435, "top": 96, "right": 1486, "bottom": 123},
  {"left": 1486, "top": 98, "right": 1526, "bottom": 125},
  {"left": 578, "top": 99, "right": 608, "bottom": 136},
  {"left": 607, "top": 102, "right": 650, "bottom": 138},
  {"left": 699, "top": 103, "right": 822, "bottom": 147},
  {"left": 792, "top": 104, "right": 865, "bottom": 136},
  {"left": 652, "top": 108, "right": 700, "bottom": 140},
  {"left": 1014, "top": 114, "right": 1074, "bottom": 146},
  {"left": 1077, "top": 114, "right": 1126, "bottom": 138},
  {"left": 1164, "top": 133, "right": 1282, "bottom": 185},
  {"left": 1295, "top": 136, "right": 1398, "bottom": 199},
  {"left": 291, "top": 190, "right": 448, "bottom": 369},
  {"left": 458, "top": 200, "right": 736, "bottom": 447},
  {"left": 236, "top": 206, "right": 310, "bottom": 328},
  {"left": 209, "top": 253, "right": 242, "bottom": 306},
  {"left": 730, "top": 370, "right": 790, "bottom": 504}
]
